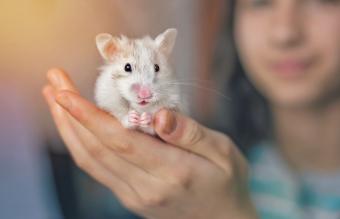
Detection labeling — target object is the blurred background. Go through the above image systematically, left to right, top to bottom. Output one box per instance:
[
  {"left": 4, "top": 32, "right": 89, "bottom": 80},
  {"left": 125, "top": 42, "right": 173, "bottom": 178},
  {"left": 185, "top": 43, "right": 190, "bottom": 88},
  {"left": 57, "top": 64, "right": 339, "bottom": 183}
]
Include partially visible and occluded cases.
[{"left": 0, "top": 0, "right": 230, "bottom": 218}]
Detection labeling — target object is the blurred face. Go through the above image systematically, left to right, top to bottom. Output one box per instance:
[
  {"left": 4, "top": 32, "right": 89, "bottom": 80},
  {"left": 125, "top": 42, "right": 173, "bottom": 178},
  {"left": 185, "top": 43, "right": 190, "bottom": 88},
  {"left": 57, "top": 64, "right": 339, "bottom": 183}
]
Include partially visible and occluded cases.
[{"left": 234, "top": 0, "right": 340, "bottom": 109}]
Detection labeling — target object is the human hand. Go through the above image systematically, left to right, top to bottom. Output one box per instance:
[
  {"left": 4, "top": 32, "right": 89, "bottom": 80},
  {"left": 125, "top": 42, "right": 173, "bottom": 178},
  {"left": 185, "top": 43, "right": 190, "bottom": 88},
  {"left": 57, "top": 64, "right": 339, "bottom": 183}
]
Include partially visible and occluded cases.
[{"left": 42, "top": 68, "right": 258, "bottom": 219}]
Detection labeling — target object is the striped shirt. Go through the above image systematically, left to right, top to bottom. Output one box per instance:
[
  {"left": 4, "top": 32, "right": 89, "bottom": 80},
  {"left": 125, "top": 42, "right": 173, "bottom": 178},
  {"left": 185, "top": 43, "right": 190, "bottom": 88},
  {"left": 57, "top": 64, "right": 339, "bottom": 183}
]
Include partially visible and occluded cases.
[{"left": 248, "top": 143, "right": 340, "bottom": 219}]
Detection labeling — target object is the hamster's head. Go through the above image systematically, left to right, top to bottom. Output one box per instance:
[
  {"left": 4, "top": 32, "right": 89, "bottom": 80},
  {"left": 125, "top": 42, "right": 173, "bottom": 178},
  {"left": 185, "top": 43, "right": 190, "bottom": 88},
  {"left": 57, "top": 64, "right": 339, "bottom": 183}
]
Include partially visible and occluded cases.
[{"left": 95, "top": 28, "right": 178, "bottom": 109}]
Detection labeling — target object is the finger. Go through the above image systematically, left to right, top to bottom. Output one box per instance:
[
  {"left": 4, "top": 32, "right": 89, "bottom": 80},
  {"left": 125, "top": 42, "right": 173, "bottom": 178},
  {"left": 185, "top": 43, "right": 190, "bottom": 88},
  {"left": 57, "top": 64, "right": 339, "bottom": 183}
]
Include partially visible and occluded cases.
[
  {"left": 47, "top": 68, "right": 79, "bottom": 93},
  {"left": 46, "top": 69, "right": 154, "bottom": 182},
  {"left": 46, "top": 70, "right": 163, "bottom": 186},
  {"left": 42, "top": 85, "right": 139, "bottom": 201},
  {"left": 43, "top": 85, "right": 114, "bottom": 186},
  {"left": 54, "top": 90, "right": 188, "bottom": 178},
  {"left": 55, "top": 90, "right": 127, "bottom": 147},
  {"left": 154, "top": 109, "right": 234, "bottom": 174},
  {"left": 65, "top": 112, "right": 151, "bottom": 206},
  {"left": 73, "top": 124, "right": 164, "bottom": 200}
]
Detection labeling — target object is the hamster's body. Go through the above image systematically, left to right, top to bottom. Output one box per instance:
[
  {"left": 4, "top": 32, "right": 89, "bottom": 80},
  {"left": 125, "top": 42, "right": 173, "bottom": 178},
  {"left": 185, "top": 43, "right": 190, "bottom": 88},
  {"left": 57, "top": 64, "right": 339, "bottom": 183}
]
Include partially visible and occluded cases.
[{"left": 94, "top": 29, "right": 182, "bottom": 135}]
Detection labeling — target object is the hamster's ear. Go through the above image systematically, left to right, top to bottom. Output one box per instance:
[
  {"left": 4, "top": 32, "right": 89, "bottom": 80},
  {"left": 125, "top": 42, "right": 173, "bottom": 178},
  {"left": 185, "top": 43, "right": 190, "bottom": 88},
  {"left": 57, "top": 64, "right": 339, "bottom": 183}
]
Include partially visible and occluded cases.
[
  {"left": 155, "top": 28, "right": 177, "bottom": 57},
  {"left": 95, "top": 33, "right": 119, "bottom": 60}
]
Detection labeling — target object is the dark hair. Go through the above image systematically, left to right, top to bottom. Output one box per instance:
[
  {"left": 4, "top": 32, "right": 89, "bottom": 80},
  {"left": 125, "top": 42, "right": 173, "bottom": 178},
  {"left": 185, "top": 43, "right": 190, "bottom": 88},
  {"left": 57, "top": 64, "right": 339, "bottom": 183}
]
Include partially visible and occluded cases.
[{"left": 223, "top": 0, "right": 272, "bottom": 151}]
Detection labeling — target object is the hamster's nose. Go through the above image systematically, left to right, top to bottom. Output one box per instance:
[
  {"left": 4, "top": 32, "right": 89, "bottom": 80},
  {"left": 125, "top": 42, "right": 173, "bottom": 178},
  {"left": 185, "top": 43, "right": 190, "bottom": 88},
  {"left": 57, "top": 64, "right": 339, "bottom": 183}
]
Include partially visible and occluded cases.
[
  {"left": 132, "top": 83, "right": 153, "bottom": 99},
  {"left": 138, "top": 86, "right": 152, "bottom": 99}
]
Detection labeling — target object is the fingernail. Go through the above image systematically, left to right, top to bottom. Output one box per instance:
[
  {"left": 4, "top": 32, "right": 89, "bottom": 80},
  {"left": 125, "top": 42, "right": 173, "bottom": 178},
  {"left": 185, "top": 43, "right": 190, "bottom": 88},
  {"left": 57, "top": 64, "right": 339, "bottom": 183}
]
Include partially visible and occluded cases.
[
  {"left": 57, "top": 94, "right": 72, "bottom": 109},
  {"left": 162, "top": 110, "right": 177, "bottom": 134}
]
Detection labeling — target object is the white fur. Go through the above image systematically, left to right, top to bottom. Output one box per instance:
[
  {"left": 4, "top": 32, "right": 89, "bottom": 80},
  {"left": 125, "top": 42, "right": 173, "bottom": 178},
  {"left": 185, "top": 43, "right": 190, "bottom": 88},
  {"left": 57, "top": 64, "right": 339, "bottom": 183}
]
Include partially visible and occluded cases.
[{"left": 94, "top": 28, "right": 183, "bottom": 135}]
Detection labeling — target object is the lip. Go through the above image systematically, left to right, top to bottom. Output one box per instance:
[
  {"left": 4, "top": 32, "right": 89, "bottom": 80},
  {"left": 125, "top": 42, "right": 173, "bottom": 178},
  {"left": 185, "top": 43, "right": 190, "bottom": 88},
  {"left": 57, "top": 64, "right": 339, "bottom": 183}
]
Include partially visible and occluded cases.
[
  {"left": 269, "top": 57, "right": 314, "bottom": 79},
  {"left": 138, "top": 100, "right": 150, "bottom": 106}
]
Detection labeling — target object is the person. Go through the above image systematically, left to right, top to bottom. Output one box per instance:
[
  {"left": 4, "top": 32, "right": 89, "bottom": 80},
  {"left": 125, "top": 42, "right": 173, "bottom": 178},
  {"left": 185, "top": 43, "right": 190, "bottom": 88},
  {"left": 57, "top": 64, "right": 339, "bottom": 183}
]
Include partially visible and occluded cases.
[
  {"left": 42, "top": 0, "right": 340, "bottom": 218},
  {"left": 225, "top": 0, "right": 340, "bottom": 218}
]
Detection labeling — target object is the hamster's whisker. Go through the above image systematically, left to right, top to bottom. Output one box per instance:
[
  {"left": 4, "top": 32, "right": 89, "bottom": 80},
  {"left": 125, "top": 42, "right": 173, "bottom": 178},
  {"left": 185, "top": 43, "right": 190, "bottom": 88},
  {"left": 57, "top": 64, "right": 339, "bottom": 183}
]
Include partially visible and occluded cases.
[
  {"left": 163, "top": 79, "right": 216, "bottom": 86},
  {"left": 158, "top": 82, "right": 231, "bottom": 101}
]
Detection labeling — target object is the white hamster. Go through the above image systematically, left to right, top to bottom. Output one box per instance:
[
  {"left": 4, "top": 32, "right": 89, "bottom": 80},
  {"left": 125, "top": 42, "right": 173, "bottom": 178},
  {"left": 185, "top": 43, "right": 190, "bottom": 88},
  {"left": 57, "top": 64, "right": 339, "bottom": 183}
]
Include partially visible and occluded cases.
[{"left": 94, "top": 28, "right": 182, "bottom": 135}]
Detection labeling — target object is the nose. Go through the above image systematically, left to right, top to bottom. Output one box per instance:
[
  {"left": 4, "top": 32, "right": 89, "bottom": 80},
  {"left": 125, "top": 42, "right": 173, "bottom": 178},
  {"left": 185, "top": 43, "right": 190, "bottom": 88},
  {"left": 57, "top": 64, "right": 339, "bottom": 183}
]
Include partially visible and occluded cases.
[
  {"left": 270, "top": 2, "right": 303, "bottom": 48},
  {"left": 131, "top": 83, "right": 153, "bottom": 99},
  {"left": 139, "top": 86, "right": 152, "bottom": 99}
]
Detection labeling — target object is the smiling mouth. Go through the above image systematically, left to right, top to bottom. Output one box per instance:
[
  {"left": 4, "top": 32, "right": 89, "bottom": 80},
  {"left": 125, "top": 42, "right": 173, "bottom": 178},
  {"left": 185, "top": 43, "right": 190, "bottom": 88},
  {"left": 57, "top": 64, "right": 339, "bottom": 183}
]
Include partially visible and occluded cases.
[
  {"left": 269, "top": 57, "right": 315, "bottom": 79},
  {"left": 138, "top": 100, "right": 149, "bottom": 106}
]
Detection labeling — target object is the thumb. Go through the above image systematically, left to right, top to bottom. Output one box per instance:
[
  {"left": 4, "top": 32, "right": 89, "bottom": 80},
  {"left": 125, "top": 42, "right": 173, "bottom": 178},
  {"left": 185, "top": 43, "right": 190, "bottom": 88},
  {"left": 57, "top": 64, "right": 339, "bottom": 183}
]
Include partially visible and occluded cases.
[
  {"left": 154, "top": 109, "right": 234, "bottom": 173},
  {"left": 154, "top": 109, "right": 205, "bottom": 148}
]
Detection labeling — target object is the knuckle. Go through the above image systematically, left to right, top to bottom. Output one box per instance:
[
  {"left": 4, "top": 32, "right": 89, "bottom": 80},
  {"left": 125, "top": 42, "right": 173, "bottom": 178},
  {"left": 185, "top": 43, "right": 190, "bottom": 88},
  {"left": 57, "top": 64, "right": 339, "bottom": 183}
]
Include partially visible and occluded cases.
[
  {"left": 72, "top": 105, "right": 89, "bottom": 124},
  {"left": 183, "top": 120, "right": 204, "bottom": 146},
  {"left": 214, "top": 132, "right": 233, "bottom": 153},
  {"left": 214, "top": 134, "right": 236, "bottom": 175},
  {"left": 113, "top": 138, "right": 135, "bottom": 154},
  {"left": 218, "top": 141, "right": 232, "bottom": 159},
  {"left": 88, "top": 145, "right": 105, "bottom": 158},
  {"left": 221, "top": 159, "right": 234, "bottom": 179},
  {"left": 169, "top": 167, "right": 193, "bottom": 190},
  {"left": 176, "top": 175, "right": 192, "bottom": 190},
  {"left": 141, "top": 194, "right": 168, "bottom": 208}
]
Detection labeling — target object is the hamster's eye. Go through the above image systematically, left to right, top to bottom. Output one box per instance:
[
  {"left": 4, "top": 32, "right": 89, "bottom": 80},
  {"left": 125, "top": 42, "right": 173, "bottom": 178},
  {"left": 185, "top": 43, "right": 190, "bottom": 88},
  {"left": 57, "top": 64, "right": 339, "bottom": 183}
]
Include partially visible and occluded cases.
[
  {"left": 124, "top": 63, "right": 132, "bottom": 72},
  {"left": 154, "top": 64, "right": 160, "bottom": 72}
]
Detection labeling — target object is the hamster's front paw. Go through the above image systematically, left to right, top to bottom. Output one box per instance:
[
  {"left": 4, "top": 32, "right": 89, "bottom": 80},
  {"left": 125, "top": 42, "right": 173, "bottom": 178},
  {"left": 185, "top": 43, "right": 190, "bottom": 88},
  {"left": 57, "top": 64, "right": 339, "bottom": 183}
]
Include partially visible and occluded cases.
[
  {"left": 122, "top": 110, "right": 140, "bottom": 129},
  {"left": 121, "top": 111, "right": 156, "bottom": 135},
  {"left": 139, "top": 112, "right": 152, "bottom": 128},
  {"left": 139, "top": 112, "right": 156, "bottom": 135}
]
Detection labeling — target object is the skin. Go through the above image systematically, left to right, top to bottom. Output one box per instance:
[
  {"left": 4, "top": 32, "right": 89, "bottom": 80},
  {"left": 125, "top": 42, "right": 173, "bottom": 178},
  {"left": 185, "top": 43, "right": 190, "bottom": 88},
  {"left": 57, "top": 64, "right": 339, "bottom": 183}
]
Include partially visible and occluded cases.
[
  {"left": 235, "top": 0, "right": 340, "bottom": 171},
  {"left": 42, "top": 68, "right": 258, "bottom": 219}
]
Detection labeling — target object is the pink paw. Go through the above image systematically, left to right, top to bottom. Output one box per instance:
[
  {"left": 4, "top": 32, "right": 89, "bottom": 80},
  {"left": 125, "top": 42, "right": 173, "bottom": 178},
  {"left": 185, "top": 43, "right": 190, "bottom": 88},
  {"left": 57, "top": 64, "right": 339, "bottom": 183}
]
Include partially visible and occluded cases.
[
  {"left": 128, "top": 110, "right": 140, "bottom": 127},
  {"left": 139, "top": 112, "right": 152, "bottom": 128}
]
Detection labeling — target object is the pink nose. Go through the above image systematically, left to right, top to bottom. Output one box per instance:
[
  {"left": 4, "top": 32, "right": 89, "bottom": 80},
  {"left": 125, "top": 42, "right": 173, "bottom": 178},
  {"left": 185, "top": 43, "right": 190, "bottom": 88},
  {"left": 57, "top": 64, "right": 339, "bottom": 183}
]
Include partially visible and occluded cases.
[
  {"left": 132, "top": 84, "right": 152, "bottom": 99},
  {"left": 138, "top": 86, "right": 152, "bottom": 99}
]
